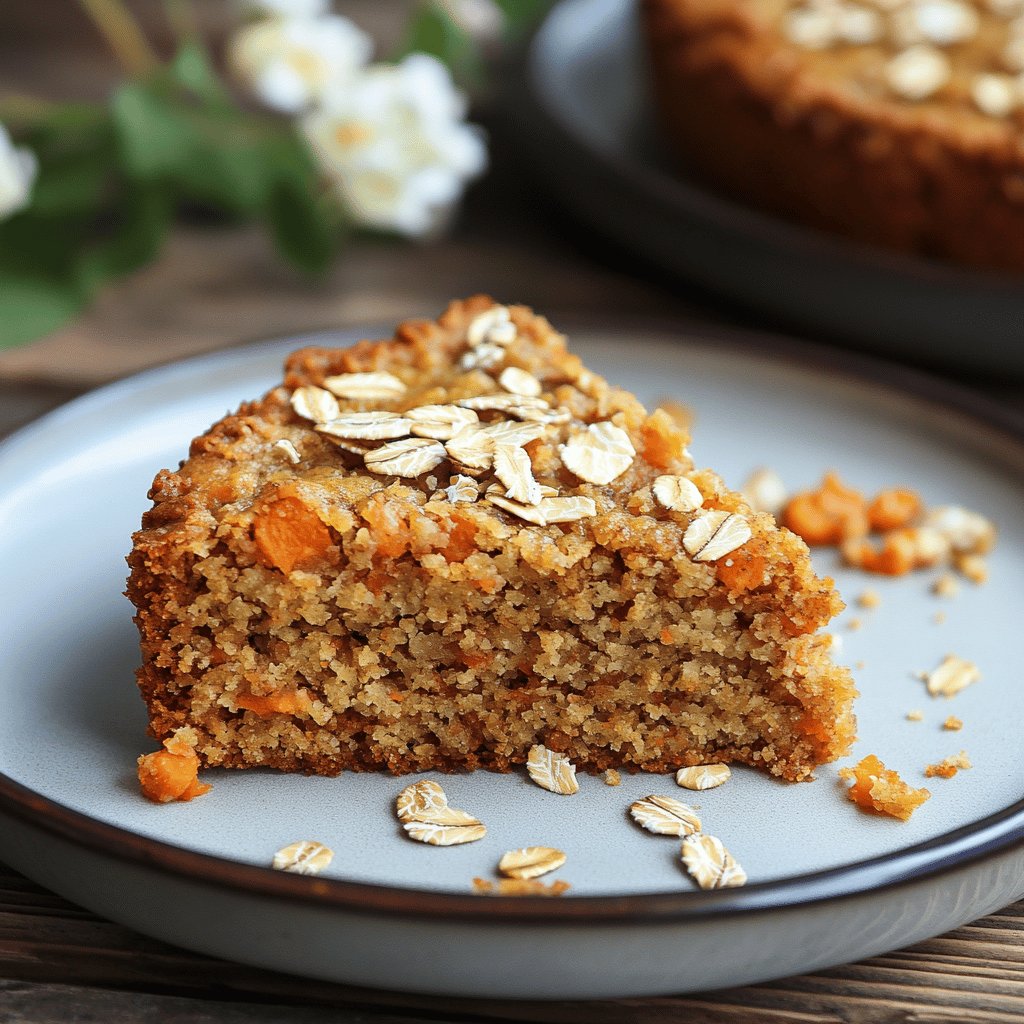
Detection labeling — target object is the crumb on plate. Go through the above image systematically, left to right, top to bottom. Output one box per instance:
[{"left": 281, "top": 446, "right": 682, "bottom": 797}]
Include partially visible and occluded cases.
[
  {"left": 924, "top": 751, "right": 972, "bottom": 779},
  {"left": 839, "top": 754, "right": 930, "bottom": 821}
]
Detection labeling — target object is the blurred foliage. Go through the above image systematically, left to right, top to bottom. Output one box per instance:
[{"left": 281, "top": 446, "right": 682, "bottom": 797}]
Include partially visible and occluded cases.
[
  {"left": 395, "top": 0, "right": 553, "bottom": 88},
  {"left": 0, "top": 1, "right": 554, "bottom": 350},
  {"left": 0, "top": 41, "right": 341, "bottom": 349}
]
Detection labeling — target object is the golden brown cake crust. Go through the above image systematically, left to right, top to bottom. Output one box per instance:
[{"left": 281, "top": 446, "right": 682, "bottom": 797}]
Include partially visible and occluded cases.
[
  {"left": 641, "top": 0, "right": 1024, "bottom": 270},
  {"left": 127, "top": 296, "right": 856, "bottom": 782}
]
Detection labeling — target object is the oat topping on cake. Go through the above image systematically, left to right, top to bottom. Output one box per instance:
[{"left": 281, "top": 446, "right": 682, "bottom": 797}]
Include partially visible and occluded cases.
[{"left": 127, "top": 297, "right": 855, "bottom": 788}]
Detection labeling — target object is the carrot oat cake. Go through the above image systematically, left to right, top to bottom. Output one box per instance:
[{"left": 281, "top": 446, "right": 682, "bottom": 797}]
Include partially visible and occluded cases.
[
  {"left": 642, "top": 0, "right": 1024, "bottom": 269},
  {"left": 127, "top": 297, "right": 856, "bottom": 783}
]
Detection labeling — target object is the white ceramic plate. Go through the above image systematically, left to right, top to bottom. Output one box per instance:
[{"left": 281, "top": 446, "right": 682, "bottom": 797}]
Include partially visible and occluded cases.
[
  {"left": 514, "top": 0, "right": 1024, "bottom": 371},
  {"left": 1, "top": 325, "right": 1023, "bottom": 999}
]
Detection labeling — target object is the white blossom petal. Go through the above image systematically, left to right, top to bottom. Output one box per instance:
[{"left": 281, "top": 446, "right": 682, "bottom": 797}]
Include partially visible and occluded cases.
[
  {"left": 238, "top": 0, "right": 330, "bottom": 16},
  {"left": 436, "top": 0, "right": 505, "bottom": 42},
  {"left": 229, "top": 15, "right": 372, "bottom": 112},
  {"left": 302, "top": 55, "right": 487, "bottom": 238},
  {"left": 0, "top": 124, "right": 37, "bottom": 220}
]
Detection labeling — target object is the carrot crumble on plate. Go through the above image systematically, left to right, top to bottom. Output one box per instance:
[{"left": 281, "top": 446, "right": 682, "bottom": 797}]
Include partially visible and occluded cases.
[
  {"left": 778, "top": 473, "right": 995, "bottom": 580},
  {"left": 136, "top": 734, "right": 211, "bottom": 804},
  {"left": 925, "top": 751, "right": 972, "bottom": 779},
  {"left": 839, "top": 754, "right": 930, "bottom": 821}
]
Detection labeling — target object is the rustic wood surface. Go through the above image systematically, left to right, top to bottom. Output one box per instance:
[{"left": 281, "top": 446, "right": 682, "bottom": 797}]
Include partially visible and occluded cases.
[
  {"left": 2, "top": 3, "right": 1024, "bottom": 1022},
  {"left": 4, "top": 861, "right": 1024, "bottom": 1023}
]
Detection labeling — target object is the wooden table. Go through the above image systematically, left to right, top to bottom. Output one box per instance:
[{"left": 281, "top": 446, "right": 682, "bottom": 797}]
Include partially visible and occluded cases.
[{"left": 3, "top": 4, "right": 1024, "bottom": 1021}]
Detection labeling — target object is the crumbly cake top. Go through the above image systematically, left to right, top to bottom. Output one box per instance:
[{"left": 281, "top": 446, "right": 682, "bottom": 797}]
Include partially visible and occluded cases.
[
  {"left": 675, "top": 0, "right": 1024, "bottom": 133},
  {"left": 141, "top": 295, "right": 839, "bottom": 635}
]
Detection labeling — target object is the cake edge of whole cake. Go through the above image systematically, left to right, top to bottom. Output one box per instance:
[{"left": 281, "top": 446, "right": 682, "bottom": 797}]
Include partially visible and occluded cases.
[{"left": 640, "top": 0, "right": 1024, "bottom": 271}]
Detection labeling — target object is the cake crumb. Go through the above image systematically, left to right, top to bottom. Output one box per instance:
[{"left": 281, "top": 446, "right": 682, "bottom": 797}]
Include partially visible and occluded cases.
[
  {"left": 655, "top": 398, "right": 694, "bottom": 432},
  {"left": 782, "top": 479, "right": 996, "bottom": 581},
  {"left": 955, "top": 553, "right": 989, "bottom": 585},
  {"left": 932, "top": 573, "right": 959, "bottom": 598},
  {"left": 857, "top": 589, "right": 881, "bottom": 609},
  {"left": 933, "top": 611, "right": 947, "bottom": 625},
  {"left": 847, "top": 617, "right": 863, "bottom": 631},
  {"left": 855, "top": 660, "right": 865, "bottom": 670},
  {"left": 906, "top": 709, "right": 924, "bottom": 722},
  {"left": 943, "top": 715, "right": 963, "bottom": 731},
  {"left": 136, "top": 735, "right": 211, "bottom": 804},
  {"left": 924, "top": 750, "right": 972, "bottom": 779},
  {"left": 839, "top": 754, "right": 930, "bottom": 821},
  {"left": 603, "top": 768, "right": 622, "bottom": 787},
  {"left": 472, "top": 877, "right": 570, "bottom": 896}
]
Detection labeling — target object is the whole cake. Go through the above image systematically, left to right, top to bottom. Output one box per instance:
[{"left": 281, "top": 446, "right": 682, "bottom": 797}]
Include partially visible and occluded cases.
[
  {"left": 642, "top": 0, "right": 1024, "bottom": 270},
  {"left": 127, "top": 297, "right": 855, "bottom": 787}
]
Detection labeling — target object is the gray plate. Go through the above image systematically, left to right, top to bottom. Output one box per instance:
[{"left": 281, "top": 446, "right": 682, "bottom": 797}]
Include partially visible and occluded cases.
[
  {"left": 514, "top": 0, "right": 1024, "bottom": 374},
  {"left": 1, "top": 326, "right": 1023, "bottom": 998}
]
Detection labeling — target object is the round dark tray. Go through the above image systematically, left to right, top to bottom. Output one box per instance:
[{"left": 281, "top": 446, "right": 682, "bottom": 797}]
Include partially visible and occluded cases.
[{"left": 510, "top": 0, "right": 1024, "bottom": 375}]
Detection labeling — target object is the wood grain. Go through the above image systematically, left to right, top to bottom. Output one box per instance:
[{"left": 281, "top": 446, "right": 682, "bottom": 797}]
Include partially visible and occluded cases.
[{"left": 2, "top": 863, "right": 1024, "bottom": 1023}]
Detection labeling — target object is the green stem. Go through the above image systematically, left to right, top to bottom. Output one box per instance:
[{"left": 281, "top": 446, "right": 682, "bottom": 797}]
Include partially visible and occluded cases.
[{"left": 76, "top": 0, "right": 160, "bottom": 76}]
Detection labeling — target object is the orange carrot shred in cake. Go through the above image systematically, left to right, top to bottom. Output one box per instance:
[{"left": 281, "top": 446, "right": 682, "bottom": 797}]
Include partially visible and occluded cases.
[
  {"left": 126, "top": 297, "right": 856, "bottom": 784},
  {"left": 839, "top": 754, "right": 930, "bottom": 821}
]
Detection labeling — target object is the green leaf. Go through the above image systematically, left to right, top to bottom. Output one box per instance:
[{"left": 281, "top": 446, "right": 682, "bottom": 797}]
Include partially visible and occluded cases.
[
  {"left": 492, "top": 0, "right": 552, "bottom": 38},
  {"left": 395, "top": 5, "right": 485, "bottom": 89},
  {"left": 169, "top": 40, "right": 233, "bottom": 110},
  {"left": 111, "top": 79, "right": 302, "bottom": 217},
  {"left": 111, "top": 82, "right": 194, "bottom": 181},
  {"left": 18, "top": 108, "right": 118, "bottom": 218},
  {"left": 29, "top": 151, "right": 109, "bottom": 217},
  {"left": 265, "top": 175, "right": 338, "bottom": 275},
  {"left": 77, "top": 185, "right": 172, "bottom": 290},
  {"left": 0, "top": 209, "right": 94, "bottom": 279},
  {"left": 0, "top": 275, "right": 85, "bottom": 350}
]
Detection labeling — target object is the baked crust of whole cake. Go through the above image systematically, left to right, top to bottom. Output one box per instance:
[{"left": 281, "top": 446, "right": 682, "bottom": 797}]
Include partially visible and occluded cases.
[
  {"left": 641, "top": 0, "right": 1024, "bottom": 270},
  {"left": 127, "top": 297, "right": 856, "bottom": 782}
]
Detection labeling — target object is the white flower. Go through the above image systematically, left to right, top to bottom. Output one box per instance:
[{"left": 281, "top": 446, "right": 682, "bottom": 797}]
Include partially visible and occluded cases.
[
  {"left": 236, "top": 0, "right": 331, "bottom": 18},
  {"left": 437, "top": 0, "right": 505, "bottom": 42},
  {"left": 228, "top": 14, "right": 373, "bottom": 113},
  {"left": 303, "top": 54, "right": 487, "bottom": 237},
  {"left": 0, "top": 124, "right": 37, "bottom": 220}
]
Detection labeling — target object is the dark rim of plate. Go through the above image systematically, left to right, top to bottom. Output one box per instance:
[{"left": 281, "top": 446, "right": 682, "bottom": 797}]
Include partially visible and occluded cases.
[
  {"left": 519, "top": 0, "right": 1024, "bottom": 290},
  {"left": 1, "top": 319, "right": 1024, "bottom": 925}
]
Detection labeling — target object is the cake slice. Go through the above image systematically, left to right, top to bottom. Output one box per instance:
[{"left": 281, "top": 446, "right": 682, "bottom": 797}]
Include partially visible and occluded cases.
[{"left": 127, "top": 297, "right": 855, "bottom": 783}]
